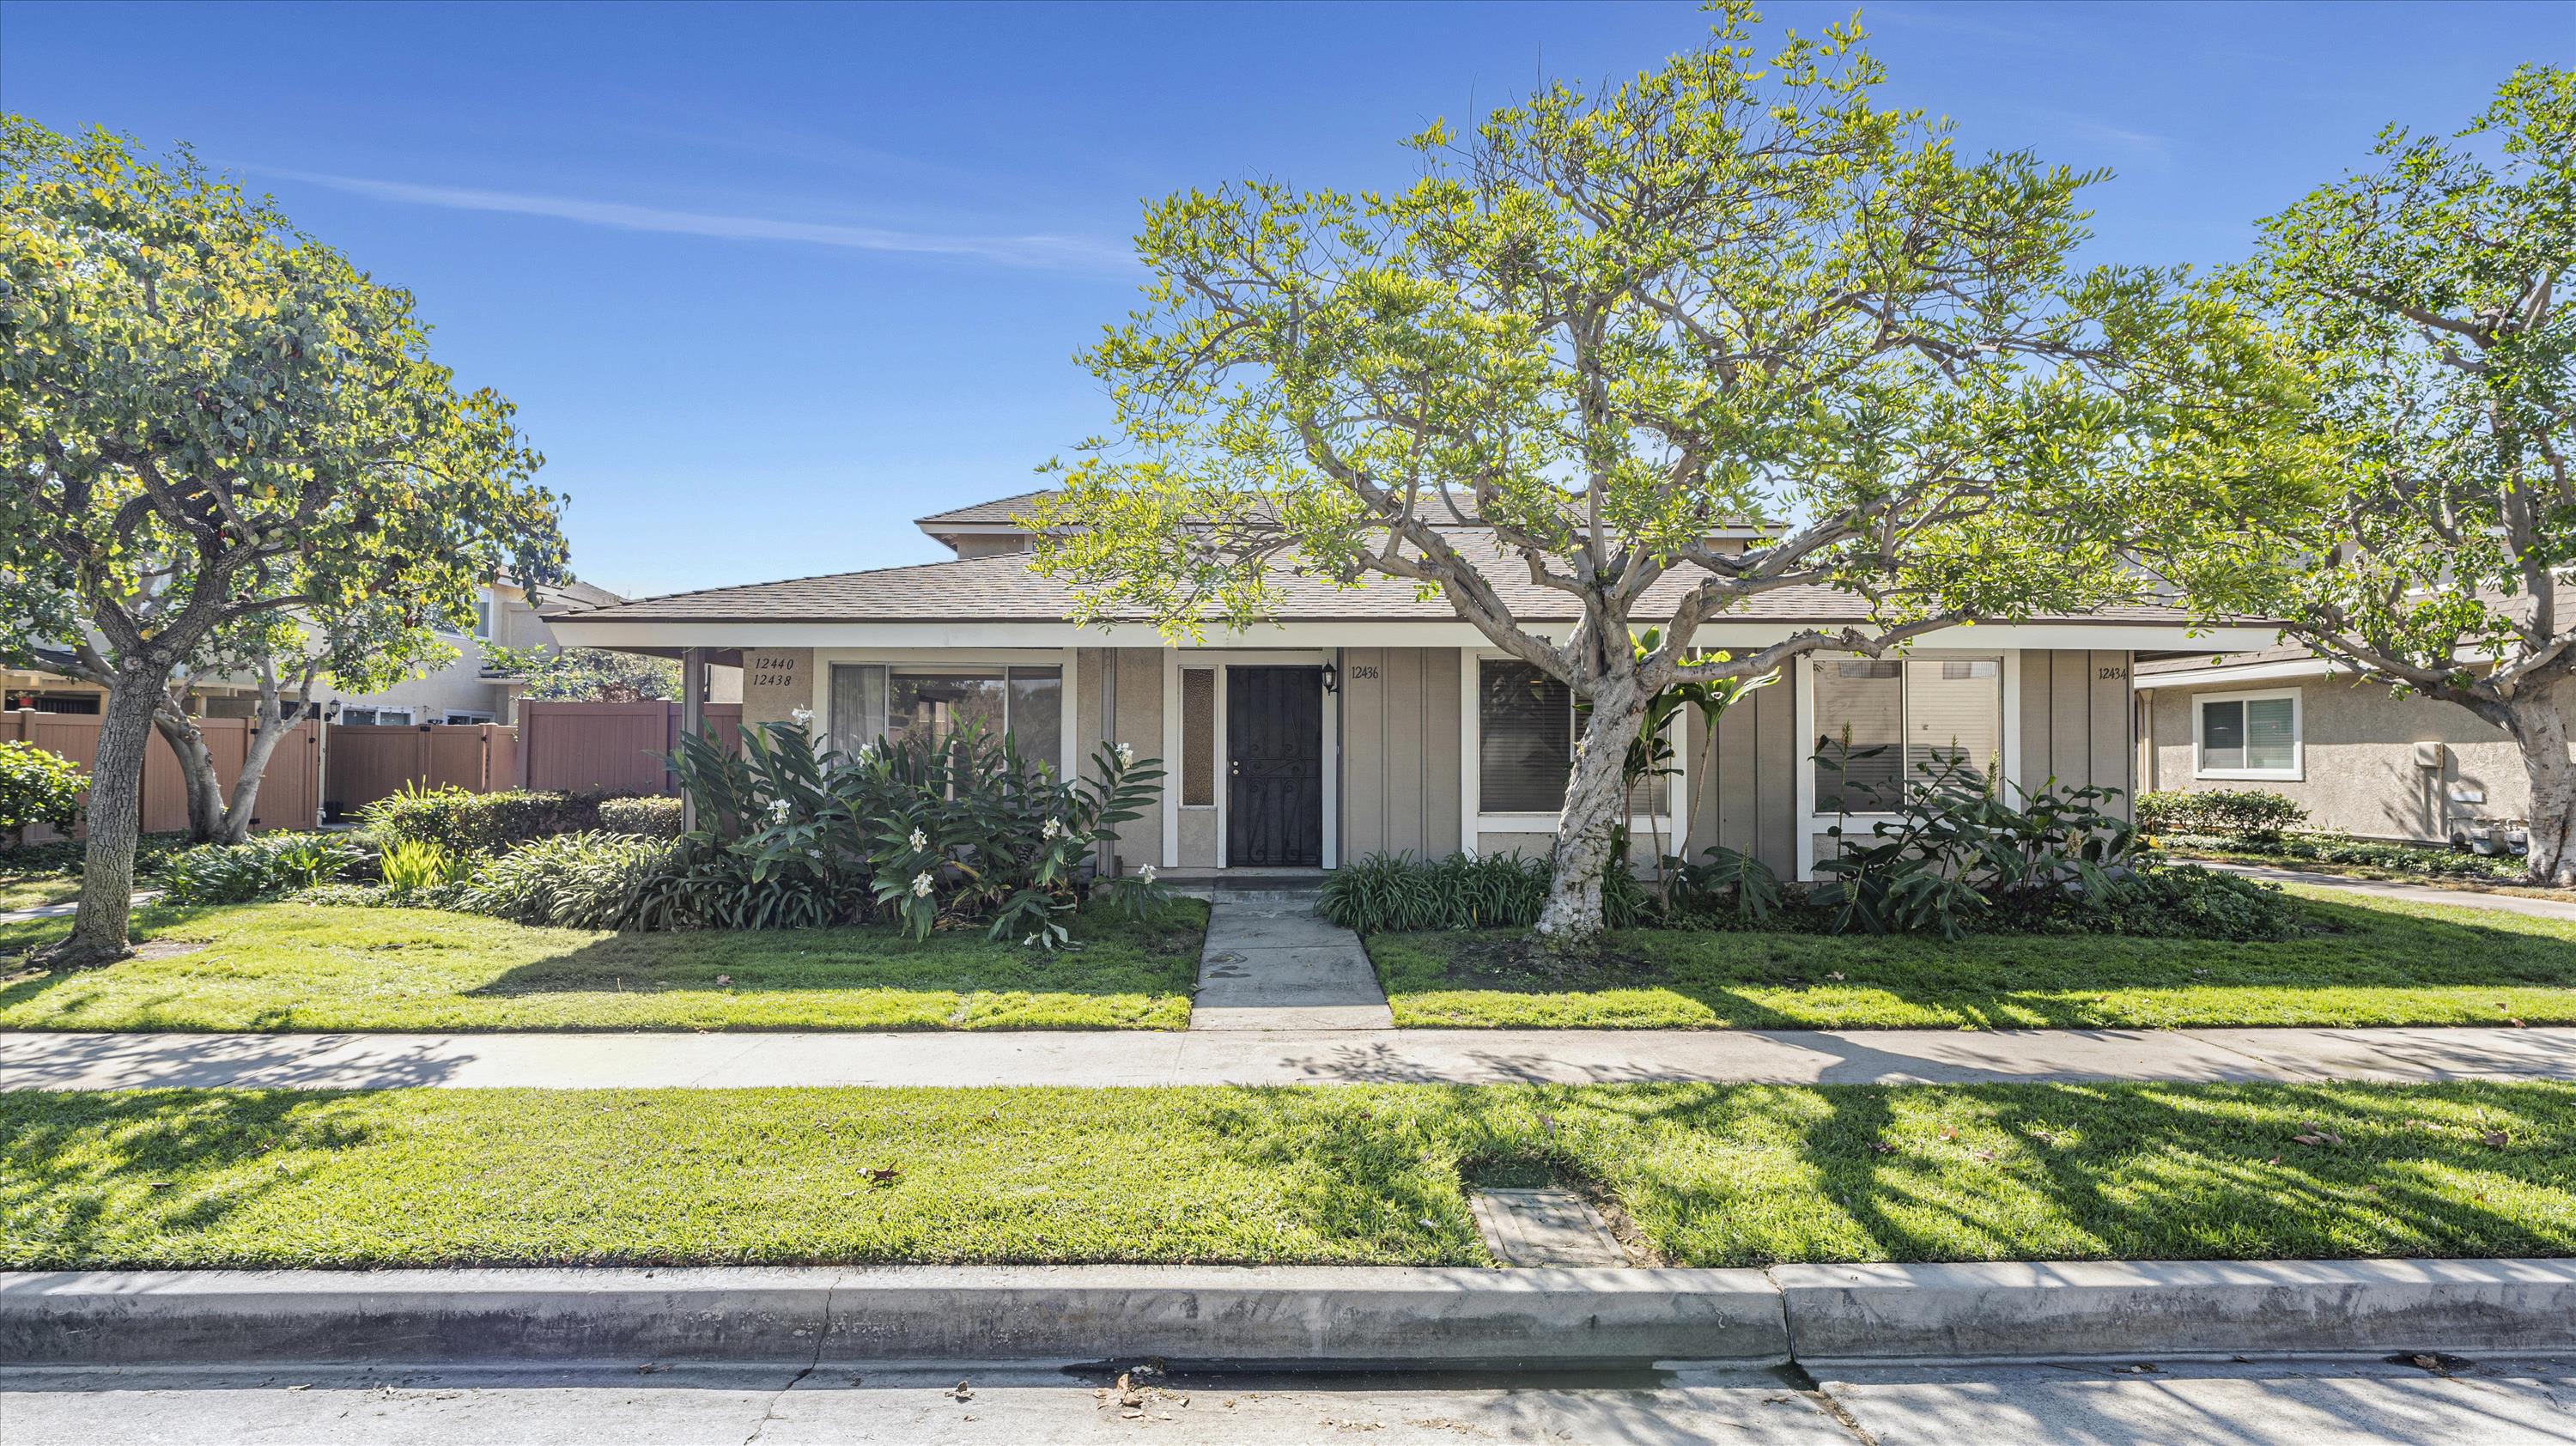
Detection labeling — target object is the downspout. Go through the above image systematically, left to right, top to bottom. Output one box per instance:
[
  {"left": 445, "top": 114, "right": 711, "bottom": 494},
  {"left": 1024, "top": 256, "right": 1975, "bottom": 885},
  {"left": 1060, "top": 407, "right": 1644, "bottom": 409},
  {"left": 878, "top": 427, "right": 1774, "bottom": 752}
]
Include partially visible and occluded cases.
[{"left": 1097, "top": 647, "right": 1118, "bottom": 878}]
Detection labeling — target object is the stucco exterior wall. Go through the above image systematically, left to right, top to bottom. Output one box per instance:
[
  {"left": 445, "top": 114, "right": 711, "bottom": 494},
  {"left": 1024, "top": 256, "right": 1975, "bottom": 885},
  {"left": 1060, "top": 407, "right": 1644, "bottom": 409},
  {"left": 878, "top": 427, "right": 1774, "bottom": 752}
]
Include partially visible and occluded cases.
[
  {"left": 739, "top": 647, "right": 813, "bottom": 728},
  {"left": 1339, "top": 647, "right": 1463, "bottom": 860},
  {"left": 2142, "top": 673, "right": 2547, "bottom": 843}
]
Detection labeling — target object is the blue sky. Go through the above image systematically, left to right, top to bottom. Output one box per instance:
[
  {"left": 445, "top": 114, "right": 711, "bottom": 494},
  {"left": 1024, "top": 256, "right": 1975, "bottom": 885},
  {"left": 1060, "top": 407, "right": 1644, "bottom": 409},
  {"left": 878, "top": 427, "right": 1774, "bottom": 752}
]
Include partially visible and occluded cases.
[{"left": 3, "top": 1, "right": 2563, "bottom": 599}]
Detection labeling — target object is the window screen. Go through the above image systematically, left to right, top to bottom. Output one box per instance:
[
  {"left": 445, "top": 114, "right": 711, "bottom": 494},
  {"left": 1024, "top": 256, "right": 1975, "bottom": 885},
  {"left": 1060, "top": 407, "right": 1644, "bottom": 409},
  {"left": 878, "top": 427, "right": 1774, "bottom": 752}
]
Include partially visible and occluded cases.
[
  {"left": 1905, "top": 658, "right": 2002, "bottom": 787},
  {"left": 1813, "top": 659, "right": 1903, "bottom": 812},
  {"left": 1479, "top": 660, "right": 1573, "bottom": 812},
  {"left": 1007, "top": 666, "right": 1063, "bottom": 773},
  {"left": 1181, "top": 668, "right": 1216, "bottom": 806}
]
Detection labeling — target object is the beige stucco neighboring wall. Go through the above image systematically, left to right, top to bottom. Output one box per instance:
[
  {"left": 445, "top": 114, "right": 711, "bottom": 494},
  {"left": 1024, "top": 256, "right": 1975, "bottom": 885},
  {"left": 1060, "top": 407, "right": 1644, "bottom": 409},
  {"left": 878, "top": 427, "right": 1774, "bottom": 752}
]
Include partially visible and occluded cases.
[
  {"left": 739, "top": 647, "right": 813, "bottom": 728},
  {"left": 1339, "top": 647, "right": 1464, "bottom": 861},
  {"left": 2020, "top": 648, "right": 2135, "bottom": 817},
  {"left": 2142, "top": 672, "right": 2546, "bottom": 843}
]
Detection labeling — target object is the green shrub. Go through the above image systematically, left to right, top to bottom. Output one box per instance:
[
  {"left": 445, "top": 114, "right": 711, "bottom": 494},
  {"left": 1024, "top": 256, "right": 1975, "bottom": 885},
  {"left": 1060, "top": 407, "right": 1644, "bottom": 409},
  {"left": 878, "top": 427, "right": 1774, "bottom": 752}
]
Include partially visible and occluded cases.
[
  {"left": 646, "top": 720, "right": 1163, "bottom": 945},
  {"left": 0, "top": 740, "right": 84, "bottom": 843},
  {"left": 1812, "top": 761, "right": 2140, "bottom": 939},
  {"left": 357, "top": 784, "right": 613, "bottom": 854},
  {"left": 2136, "top": 788, "right": 2308, "bottom": 841},
  {"left": 596, "top": 794, "right": 683, "bottom": 839},
  {"left": 2164, "top": 829, "right": 2528, "bottom": 883},
  {"left": 463, "top": 830, "right": 671, "bottom": 930},
  {"left": 162, "top": 832, "right": 365, "bottom": 905},
  {"left": 1669, "top": 845, "right": 1782, "bottom": 925},
  {"left": 1320, "top": 851, "right": 1654, "bottom": 933},
  {"left": 289, "top": 879, "right": 472, "bottom": 911}
]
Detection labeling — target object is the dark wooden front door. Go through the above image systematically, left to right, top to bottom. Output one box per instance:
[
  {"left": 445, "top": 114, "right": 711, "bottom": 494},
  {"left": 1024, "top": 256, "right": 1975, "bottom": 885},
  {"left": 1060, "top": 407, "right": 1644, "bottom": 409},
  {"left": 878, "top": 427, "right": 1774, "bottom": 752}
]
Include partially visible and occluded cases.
[{"left": 1227, "top": 666, "right": 1324, "bottom": 867}]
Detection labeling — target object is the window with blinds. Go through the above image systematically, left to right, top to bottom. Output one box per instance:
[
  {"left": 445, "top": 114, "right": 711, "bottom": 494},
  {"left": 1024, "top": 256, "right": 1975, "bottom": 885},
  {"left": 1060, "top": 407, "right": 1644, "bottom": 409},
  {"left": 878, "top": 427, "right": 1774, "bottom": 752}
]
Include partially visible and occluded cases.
[
  {"left": 1812, "top": 655, "right": 2004, "bottom": 813},
  {"left": 1479, "top": 659, "right": 1574, "bottom": 812},
  {"left": 1181, "top": 667, "right": 1216, "bottom": 806},
  {"left": 2198, "top": 693, "right": 2298, "bottom": 775}
]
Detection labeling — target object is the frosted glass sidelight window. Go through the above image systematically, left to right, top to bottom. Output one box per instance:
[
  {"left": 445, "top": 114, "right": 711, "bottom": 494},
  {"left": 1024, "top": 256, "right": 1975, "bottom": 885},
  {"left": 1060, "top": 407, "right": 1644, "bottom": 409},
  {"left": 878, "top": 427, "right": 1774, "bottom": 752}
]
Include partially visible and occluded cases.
[
  {"left": 828, "top": 664, "right": 888, "bottom": 760},
  {"left": 1007, "top": 667, "right": 1064, "bottom": 773},
  {"left": 1181, "top": 668, "right": 1217, "bottom": 805},
  {"left": 2199, "top": 693, "right": 2299, "bottom": 775}
]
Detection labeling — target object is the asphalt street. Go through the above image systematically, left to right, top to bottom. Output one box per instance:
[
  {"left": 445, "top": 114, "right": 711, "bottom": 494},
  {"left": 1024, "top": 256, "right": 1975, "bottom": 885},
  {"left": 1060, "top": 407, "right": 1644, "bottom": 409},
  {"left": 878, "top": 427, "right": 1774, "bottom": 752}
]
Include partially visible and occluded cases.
[{"left": 8, "top": 1354, "right": 2571, "bottom": 1445}]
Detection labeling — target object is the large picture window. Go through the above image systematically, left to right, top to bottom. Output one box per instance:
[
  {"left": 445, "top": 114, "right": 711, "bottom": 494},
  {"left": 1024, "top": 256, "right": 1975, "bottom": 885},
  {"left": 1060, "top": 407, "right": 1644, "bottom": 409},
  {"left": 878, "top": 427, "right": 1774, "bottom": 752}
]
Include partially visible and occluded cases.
[
  {"left": 1812, "top": 656, "right": 2002, "bottom": 813},
  {"left": 1475, "top": 659, "right": 1669, "bottom": 815},
  {"left": 827, "top": 664, "right": 1062, "bottom": 773},
  {"left": 2196, "top": 689, "right": 2300, "bottom": 779}
]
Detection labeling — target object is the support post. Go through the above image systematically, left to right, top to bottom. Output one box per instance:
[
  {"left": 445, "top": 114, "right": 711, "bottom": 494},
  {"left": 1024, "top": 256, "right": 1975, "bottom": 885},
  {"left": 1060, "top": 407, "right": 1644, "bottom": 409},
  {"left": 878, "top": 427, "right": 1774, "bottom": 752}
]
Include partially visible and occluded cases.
[{"left": 679, "top": 647, "right": 707, "bottom": 831}]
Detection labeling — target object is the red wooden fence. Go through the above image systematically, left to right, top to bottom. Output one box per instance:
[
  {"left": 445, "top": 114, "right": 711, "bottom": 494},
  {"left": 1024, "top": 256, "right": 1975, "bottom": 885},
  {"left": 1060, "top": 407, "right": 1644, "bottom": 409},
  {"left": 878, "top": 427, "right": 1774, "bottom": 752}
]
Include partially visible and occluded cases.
[{"left": 1, "top": 708, "right": 320, "bottom": 841}]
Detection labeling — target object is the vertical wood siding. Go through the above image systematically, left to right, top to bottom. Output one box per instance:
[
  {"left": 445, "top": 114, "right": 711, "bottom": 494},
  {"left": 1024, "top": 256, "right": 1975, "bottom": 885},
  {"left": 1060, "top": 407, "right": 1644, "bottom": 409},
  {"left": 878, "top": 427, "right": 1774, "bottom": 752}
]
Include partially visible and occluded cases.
[{"left": 1338, "top": 647, "right": 1461, "bottom": 860}]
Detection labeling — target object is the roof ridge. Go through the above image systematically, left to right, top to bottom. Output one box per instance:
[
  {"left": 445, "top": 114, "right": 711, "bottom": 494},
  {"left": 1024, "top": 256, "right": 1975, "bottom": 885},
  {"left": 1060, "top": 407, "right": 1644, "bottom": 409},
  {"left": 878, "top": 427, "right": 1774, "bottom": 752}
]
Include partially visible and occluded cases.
[
  {"left": 914, "top": 488, "right": 1059, "bottom": 526},
  {"left": 604, "top": 551, "right": 1031, "bottom": 608}
]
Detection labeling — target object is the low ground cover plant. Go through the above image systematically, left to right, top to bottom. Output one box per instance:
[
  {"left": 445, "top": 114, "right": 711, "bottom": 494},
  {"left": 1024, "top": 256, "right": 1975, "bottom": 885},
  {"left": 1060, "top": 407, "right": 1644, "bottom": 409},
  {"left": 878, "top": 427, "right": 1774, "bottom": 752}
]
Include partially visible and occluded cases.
[
  {"left": 1327, "top": 765, "right": 2301, "bottom": 945},
  {"left": 2167, "top": 829, "right": 2533, "bottom": 884},
  {"left": 462, "top": 830, "right": 669, "bottom": 930},
  {"left": 160, "top": 833, "right": 367, "bottom": 906}
]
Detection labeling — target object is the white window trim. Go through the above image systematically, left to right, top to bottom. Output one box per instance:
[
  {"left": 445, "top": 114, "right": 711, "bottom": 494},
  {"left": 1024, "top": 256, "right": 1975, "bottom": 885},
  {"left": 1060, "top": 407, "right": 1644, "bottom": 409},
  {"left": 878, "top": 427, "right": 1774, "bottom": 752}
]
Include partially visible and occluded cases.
[
  {"left": 814, "top": 647, "right": 1078, "bottom": 780},
  {"left": 1457, "top": 647, "right": 1682, "bottom": 859},
  {"left": 1157, "top": 648, "right": 1339, "bottom": 870},
  {"left": 1791, "top": 650, "right": 2021, "bottom": 882},
  {"left": 2192, "top": 685, "right": 2304, "bottom": 781}
]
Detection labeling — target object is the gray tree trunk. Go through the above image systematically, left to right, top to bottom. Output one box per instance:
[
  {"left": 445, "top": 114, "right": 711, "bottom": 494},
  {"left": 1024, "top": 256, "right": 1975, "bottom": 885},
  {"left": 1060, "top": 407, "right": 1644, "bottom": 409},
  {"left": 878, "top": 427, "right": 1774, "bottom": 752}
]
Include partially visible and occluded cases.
[
  {"left": 1532, "top": 671, "right": 1649, "bottom": 949},
  {"left": 42, "top": 673, "right": 161, "bottom": 968},
  {"left": 2503, "top": 696, "right": 2576, "bottom": 887},
  {"left": 217, "top": 708, "right": 306, "bottom": 843},
  {"left": 155, "top": 709, "right": 226, "bottom": 843}
]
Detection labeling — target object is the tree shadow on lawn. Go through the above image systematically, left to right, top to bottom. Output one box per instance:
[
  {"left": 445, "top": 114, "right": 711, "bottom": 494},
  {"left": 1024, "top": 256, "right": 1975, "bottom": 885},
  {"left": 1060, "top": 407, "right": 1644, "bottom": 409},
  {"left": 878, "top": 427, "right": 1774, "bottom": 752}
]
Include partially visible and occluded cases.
[
  {"left": 1377, "top": 896, "right": 2576, "bottom": 1030},
  {"left": 458, "top": 921, "right": 1201, "bottom": 1001},
  {"left": 1604, "top": 1078, "right": 2576, "bottom": 1267},
  {"left": 0, "top": 1090, "right": 376, "bottom": 1270}
]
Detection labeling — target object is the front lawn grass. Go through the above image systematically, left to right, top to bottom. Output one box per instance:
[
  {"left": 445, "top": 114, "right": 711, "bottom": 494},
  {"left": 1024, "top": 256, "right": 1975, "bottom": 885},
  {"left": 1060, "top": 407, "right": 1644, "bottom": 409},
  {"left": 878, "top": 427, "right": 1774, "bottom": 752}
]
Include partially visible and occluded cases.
[
  {"left": 0, "top": 877, "right": 79, "bottom": 914},
  {"left": 1372, "top": 888, "right": 2576, "bottom": 1030},
  {"left": 0, "top": 899, "right": 1206, "bottom": 1032},
  {"left": 3, "top": 1081, "right": 2567, "bottom": 1269}
]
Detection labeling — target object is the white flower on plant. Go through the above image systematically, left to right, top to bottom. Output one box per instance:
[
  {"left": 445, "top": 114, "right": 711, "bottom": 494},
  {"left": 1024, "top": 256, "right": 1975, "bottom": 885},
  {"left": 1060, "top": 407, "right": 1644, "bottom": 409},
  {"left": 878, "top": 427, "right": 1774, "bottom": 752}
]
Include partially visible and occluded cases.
[
  {"left": 789, "top": 707, "right": 814, "bottom": 726},
  {"left": 1114, "top": 742, "right": 1134, "bottom": 767},
  {"left": 769, "top": 799, "right": 791, "bottom": 821},
  {"left": 1042, "top": 817, "right": 1062, "bottom": 840},
  {"left": 908, "top": 827, "right": 928, "bottom": 853},
  {"left": 806, "top": 849, "right": 823, "bottom": 860},
  {"left": 1139, "top": 865, "right": 1157, "bottom": 884},
  {"left": 910, "top": 870, "right": 934, "bottom": 898},
  {"left": 1022, "top": 933, "right": 1038, "bottom": 946}
]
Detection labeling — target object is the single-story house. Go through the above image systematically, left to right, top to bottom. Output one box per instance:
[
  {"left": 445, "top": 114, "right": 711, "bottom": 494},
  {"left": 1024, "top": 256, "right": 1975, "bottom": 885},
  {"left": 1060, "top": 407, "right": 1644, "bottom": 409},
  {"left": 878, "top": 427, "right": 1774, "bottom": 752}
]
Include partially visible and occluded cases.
[
  {"left": 550, "top": 492, "right": 2276, "bottom": 881},
  {"left": 2133, "top": 644, "right": 2550, "bottom": 850}
]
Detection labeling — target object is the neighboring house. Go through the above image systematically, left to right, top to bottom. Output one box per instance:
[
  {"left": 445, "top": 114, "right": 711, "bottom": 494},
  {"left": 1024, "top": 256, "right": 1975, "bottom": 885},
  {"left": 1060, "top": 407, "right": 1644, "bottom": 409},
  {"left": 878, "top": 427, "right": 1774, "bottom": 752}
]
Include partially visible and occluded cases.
[
  {"left": 551, "top": 492, "right": 2275, "bottom": 881},
  {"left": 0, "top": 577, "right": 700, "bottom": 726},
  {"left": 2134, "top": 645, "right": 2549, "bottom": 849}
]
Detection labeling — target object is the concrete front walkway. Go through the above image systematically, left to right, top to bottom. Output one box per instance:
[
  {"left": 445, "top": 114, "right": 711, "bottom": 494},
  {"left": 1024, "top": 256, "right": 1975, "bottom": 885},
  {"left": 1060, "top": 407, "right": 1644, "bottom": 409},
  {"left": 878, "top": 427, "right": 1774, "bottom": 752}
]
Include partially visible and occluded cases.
[
  {"left": 2204, "top": 860, "right": 2576, "bottom": 921},
  {"left": 1189, "top": 890, "right": 1394, "bottom": 1031},
  {"left": 5, "top": 1024, "right": 2568, "bottom": 1091}
]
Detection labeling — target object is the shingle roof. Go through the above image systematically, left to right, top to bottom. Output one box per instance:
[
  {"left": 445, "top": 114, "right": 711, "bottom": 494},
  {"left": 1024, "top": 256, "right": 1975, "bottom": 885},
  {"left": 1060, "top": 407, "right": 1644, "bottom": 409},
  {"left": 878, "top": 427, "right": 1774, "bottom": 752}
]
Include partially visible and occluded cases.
[
  {"left": 914, "top": 490, "right": 1059, "bottom": 526},
  {"left": 567, "top": 527, "right": 2205, "bottom": 628}
]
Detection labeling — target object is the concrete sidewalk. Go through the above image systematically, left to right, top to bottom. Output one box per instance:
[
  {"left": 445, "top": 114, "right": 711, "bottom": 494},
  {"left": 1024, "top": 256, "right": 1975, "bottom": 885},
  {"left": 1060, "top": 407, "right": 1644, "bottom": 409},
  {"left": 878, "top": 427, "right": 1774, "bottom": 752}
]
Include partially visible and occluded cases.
[
  {"left": 2204, "top": 860, "right": 2576, "bottom": 921},
  {"left": 1189, "top": 890, "right": 1394, "bottom": 1031},
  {"left": 4, "top": 1024, "right": 2569, "bottom": 1091}
]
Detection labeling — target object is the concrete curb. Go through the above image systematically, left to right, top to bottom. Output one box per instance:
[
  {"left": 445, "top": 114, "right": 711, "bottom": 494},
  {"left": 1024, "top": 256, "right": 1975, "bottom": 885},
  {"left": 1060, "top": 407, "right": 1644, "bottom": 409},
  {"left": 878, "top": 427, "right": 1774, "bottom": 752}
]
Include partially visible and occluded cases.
[
  {"left": 1771, "top": 1258, "right": 2576, "bottom": 1363},
  {"left": 5, "top": 1259, "right": 2569, "bottom": 1368},
  {"left": 0, "top": 1265, "right": 1789, "bottom": 1367}
]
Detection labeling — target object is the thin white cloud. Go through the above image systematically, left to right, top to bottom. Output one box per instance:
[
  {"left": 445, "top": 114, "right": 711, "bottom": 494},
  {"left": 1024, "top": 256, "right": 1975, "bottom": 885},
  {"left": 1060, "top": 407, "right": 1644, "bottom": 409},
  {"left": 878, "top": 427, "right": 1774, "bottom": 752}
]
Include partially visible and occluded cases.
[{"left": 269, "top": 168, "right": 1133, "bottom": 271}]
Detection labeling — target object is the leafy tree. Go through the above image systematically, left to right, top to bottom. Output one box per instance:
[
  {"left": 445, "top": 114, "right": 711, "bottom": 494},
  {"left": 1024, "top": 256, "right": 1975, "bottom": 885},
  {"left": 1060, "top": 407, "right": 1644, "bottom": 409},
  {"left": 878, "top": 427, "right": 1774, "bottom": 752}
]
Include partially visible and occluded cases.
[
  {"left": 1028, "top": 6, "right": 2303, "bottom": 944},
  {"left": 2218, "top": 67, "right": 2576, "bottom": 884},
  {"left": 0, "top": 119, "right": 567, "bottom": 964},
  {"left": 485, "top": 643, "right": 679, "bottom": 703}
]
